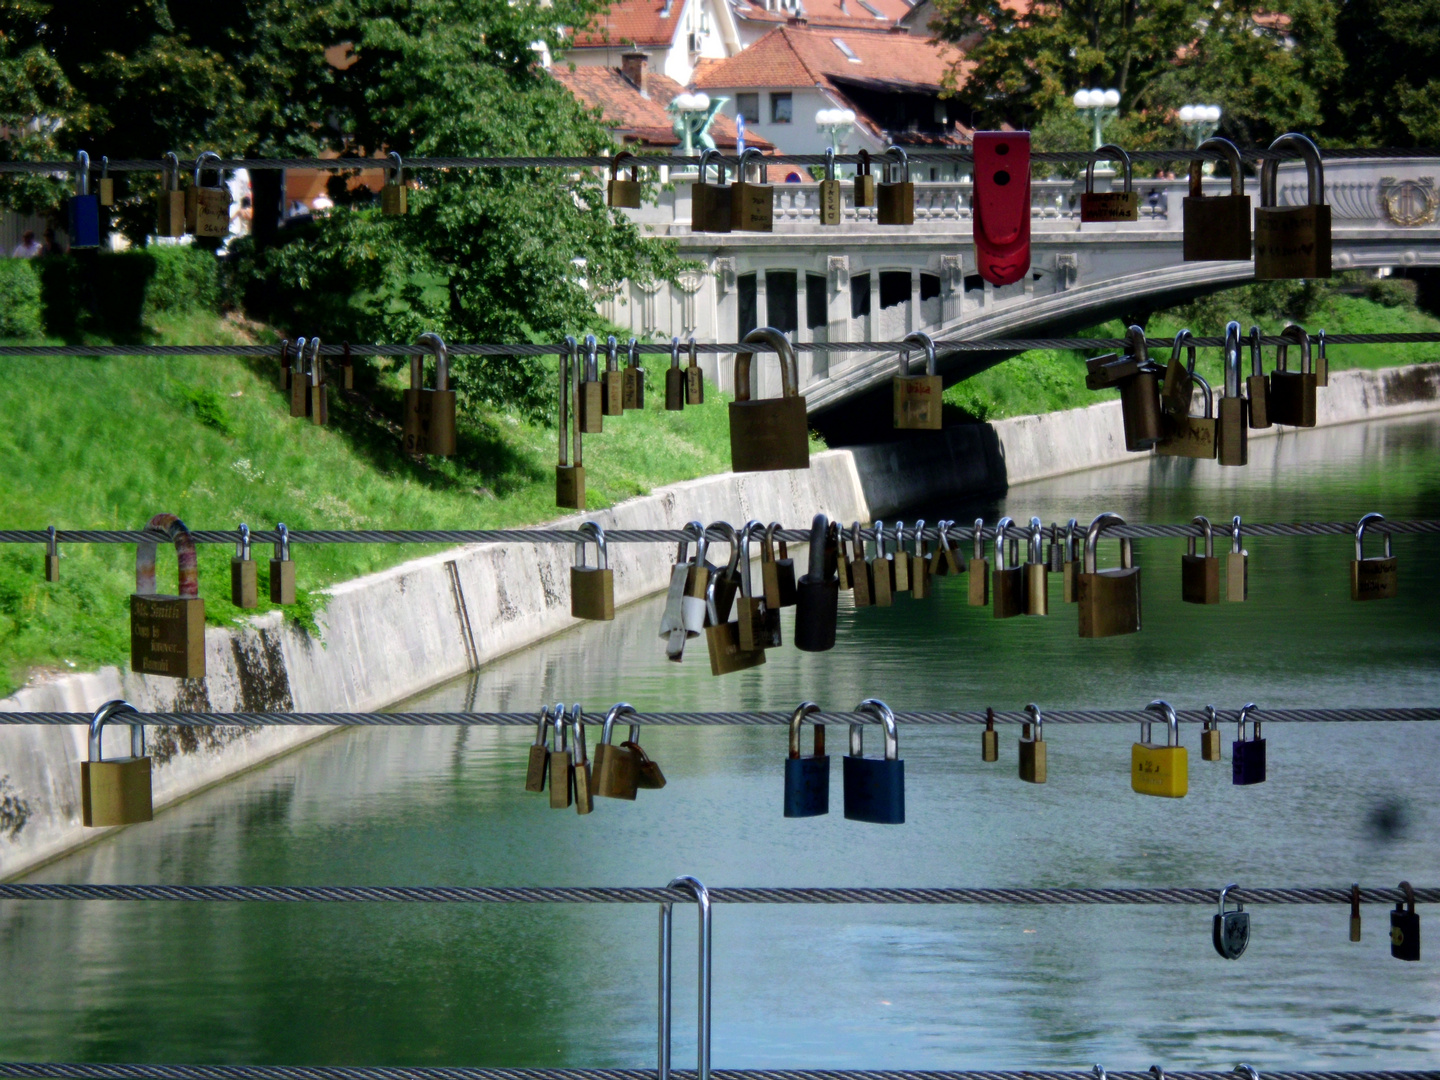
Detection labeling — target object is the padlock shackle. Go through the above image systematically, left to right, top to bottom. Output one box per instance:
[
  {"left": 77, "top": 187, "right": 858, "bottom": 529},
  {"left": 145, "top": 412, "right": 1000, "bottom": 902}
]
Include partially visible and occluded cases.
[
  {"left": 1260, "top": 132, "right": 1324, "bottom": 209},
  {"left": 1189, "top": 137, "right": 1244, "bottom": 198},
  {"left": 1085, "top": 143, "right": 1133, "bottom": 195},
  {"left": 883, "top": 144, "right": 909, "bottom": 184},
  {"left": 823, "top": 146, "right": 835, "bottom": 183},
  {"left": 738, "top": 147, "right": 767, "bottom": 185},
  {"left": 698, "top": 148, "right": 727, "bottom": 186},
  {"left": 856, "top": 148, "right": 871, "bottom": 177},
  {"left": 74, "top": 150, "right": 90, "bottom": 197},
  {"left": 192, "top": 150, "right": 223, "bottom": 189},
  {"left": 162, "top": 151, "right": 181, "bottom": 192},
  {"left": 386, "top": 151, "right": 404, "bottom": 185},
  {"left": 609, "top": 151, "right": 639, "bottom": 182},
  {"left": 1223, "top": 321, "right": 1243, "bottom": 399},
  {"left": 1275, "top": 323, "right": 1311, "bottom": 375},
  {"left": 1123, "top": 324, "right": 1149, "bottom": 365},
  {"left": 1247, "top": 325, "right": 1265, "bottom": 378},
  {"left": 733, "top": 326, "right": 798, "bottom": 403},
  {"left": 1170, "top": 328, "right": 1197, "bottom": 377},
  {"left": 900, "top": 331, "right": 937, "bottom": 377},
  {"left": 417, "top": 332, "right": 449, "bottom": 391},
  {"left": 584, "top": 334, "right": 599, "bottom": 381},
  {"left": 605, "top": 334, "right": 619, "bottom": 373},
  {"left": 559, "top": 336, "right": 578, "bottom": 467},
  {"left": 670, "top": 336, "right": 682, "bottom": 371},
  {"left": 687, "top": 336, "right": 700, "bottom": 371},
  {"left": 306, "top": 337, "right": 324, "bottom": 386},
  {"left": 627, "top": 337, "right": 643, "bottom": 372},
  {"left": 1190, "top": 371, "right": 1214, "bottom": 419},
  {"left": 1354, "top": 511, "right": 1391, "bottom": 561},
  {"left": 136, "top": 512, "right": 199, "bottom": 599},
  {"left": 1082, "top": 512, "right": 1125, "bottom": 575},
  {"left": 806, "top": 514, "right": 829, "bottom": 578},
  {"left": 1231, "top": 514, "right": 1244, "bottom": 555},
  {"left": 1189, "top": 515, "right": 1214, "bottom": 559},
  {"left": 994, "top": 516, "right": 1015, "bottom": 571},
  {"left": 972, "top": 517, "right": 985, "bottom": 562},
  {"left": 1027, "top": 517, "right": 1044, "bottom": 565},
  {"left": 1065, "top": 518, "right": 1079, "bottom": 561},
  {"left": 872, "top": 519, "right": 888, "bottom": 561},
  {"left": 912, "top": 519, "right": 927, "bottom": 561},
  {"left": 936, "top": 519, "right": 954, "bottom": 560},
  {"left": 576, "top": 520, "right": 607, "bottom": 570},
  {"left": 675, "top": 520, "right": 704, "bottom": 566},
  {"left": 709, "top": 520, "right": 741, "bottom": 578},
  {"left": 740, "top": 520, "right": 764, "bottom": 599},
  {"left": 274, "top": 521, "right": 290, "bottom": 562},
  {"left": 762, "top": 521, "right": 781, "bottom": 565},
  {"left": 894, "top": 521, "right": 906, "bottom": 561},
  {"left": 46, "top": 524, "right": 57, "bottom": 558},
  {"left": 703, "top": 565, "right": 723, "bottom": 626},
  {"left": 851, "top": 698, "right": 898, "bottom": 760},
  {"left": 89, "top": 699, "right": 144, "bottom": 762},
  {"left": 1144, "top": 699, "right": 1179, "bottom": 747},
  {"left": 788, "top": 700, "right": 821, "bottom": 759},
  {"left": 1237, "top": 701, "right": 1260, "bottom": 743},
  {"left": 600, "top": 702, "right": 635, "bottom": 746},
  {"left": 1023, "top": 702, "right": 1043, "bottom": 740},
  {"left": 533, "top": 703, "right": 554, "bottom": 747},
  {"left": 569, "top": 704, "right": 588, "bottom": 764},
  {"left": 1203, "top": 704, "right": 1218, "bottom": 731},
  {"left": 660, "top": 875, "right": 713, "bottom": 1080},
  {"left": 1399, "top": 879, "right": 1415, "bottom": 914},
  {"left": 1217, "top": 882, "right": 1242, "bottom": 916},
  {"left": 1234, "top": 1064, "right": 1259, "bottom": 1080}
]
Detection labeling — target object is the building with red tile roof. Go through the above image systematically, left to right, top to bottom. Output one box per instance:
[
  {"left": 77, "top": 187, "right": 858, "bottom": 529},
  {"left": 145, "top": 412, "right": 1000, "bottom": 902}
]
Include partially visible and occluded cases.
[{"left": 568, "top": 0, "right": 743, "bottom": 85}]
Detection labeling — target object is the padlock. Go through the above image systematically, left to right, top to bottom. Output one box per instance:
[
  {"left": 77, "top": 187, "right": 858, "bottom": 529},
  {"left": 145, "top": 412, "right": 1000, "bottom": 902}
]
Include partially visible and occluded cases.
[
  {"left": 972, "top": 130, "right": 1031, "bottom": 286},
  {"left": 1254, "top": 132, "right": 1331, "bottom": 280},
  {"left": 1183, "top": 137, "right": 1251, "bottom": 261},
  {"left": 876, "top": 144, "right": 914, "bottom": 226},
  {"left": 1080, "top": 144, "right": 1139, "bottom": 222},
  {"left": 818, "top": 147, "right": 842, "bottom": 226},
  {"left": 730, "top": 148, "right": 773, "bottom": 232},
  {"left": 853, "top": 148, "right": 876, "bottom": 208},
  {"left": 690, "top": 149, "right": 731, "bottom": 233},
  {"left": 69, "top": 150, "right": 101, "bottom": 250},
  {"left": 155, "top": 151, "right": 186, "bottom": 237},
  {"left": 187, "top": 151, "right": 230, "bottom": 238},
  {"left": 381, "top": 151, "right": 408, "bottom": 215},
  {"left": 607, "top": 151, "right": 643, "bottom": 208},
  {"left": 98, "top": 155, "right": 114, "bottom": 207},
  {"left": 1217, "top": 321, "right": 1248, "bottom": 467},
  {"left": 1269, "top": 323, "right": 1316, "bottom": 427},
  {"left": 1246, "top": 325, "right": 1271, "bottom": 429},
  {"left": 730, "top": 327, "right": 808, "bottom": 472},
  {"left": 1086, "top": 327, "right": 1163, "bottom": 451},
  {"left": 1160, "top": 328, "right": 1196, "bottom": 419},
  {"left": 1315, "top": 328, "right": 1329, "bottom": 387},
  {"left": 893, "top": 331, "right": 942, "bottom": 430},
  {"left": 403, "top": 332, "right": 457, "bottom": 455},
  {"left": 578, "top": 334, "right": 604, "bottom": 434},
  {"left": 602, "top": 335, "right": 625, "bottom": 416},
  {"left": 291, "top": 336, "right": 313, "bottom": 418},
  {"left": 665, "top": 336, "right": 687, "bottom": 412},
  {"left": 685, "top": 336, "right": 705, "bottom": 405},
  {"left": 307, "top": 337, "right": 328, "bottom": 425},
  {"left": 556, "top": 337, "right": 586, "bottom": 509},
  {"left": 623, "top": 337, "right": 646, "bottom": 410},
  {"left": 278, "top": 338, "right": 293, "bottom": 392},
  {"left": 340, "top": 341, "right": 355, "bottom": 390},
  {"left": 1350, "top": 511, "right": 1397, "bottom": 601},
  {"left": 1077, "top": 512, "right": 1141, "bottom": 639},
  {"left": 130, "top": 513, "right": 205, "bottom": 679},
  {"left": 795, "top": 514, "right": 839, "bottom": 652},
  {"left": 1181, "top": 515, "right": 1220, "bottom": 604},
  {"left": 1227, "top": 515, "right": 1248, "bottom": 602},
  {"left": 991, "top": 516, "right": 1024, "bottom": 619},
  {"left": 968, "top": 517, "right": 990, "bottom": 607},
  {"left": 1023, "top": 517, "right": 1048, "bottom": 616},
  {"left": 1062, "top": 518, "right": 1081, "bottom": 603},
  {"left": 908, "top": 519, "right": 931, "bottom": 600},
  {"left": 930, "top": 519, "right": 960, "bottom": 577},
  {"left": 869, "top": 520, "right": 895, "bottom": 607},
  {"left": 571, "top": 521, "right": 614, "bottom": 621},
  {"left": 708, "top": 521, "right": 742, "bottom": 625},
  {"left": 737, "top": 521, "right": 782, "bottom": 650},
  {"left": 849, "top": 521, "right": 874, "bottom": 608},
  {"left": 883, "top": 521, "right": 908, "bottom": 594},
  {"left": 269, "top": 522, "right": 296, "bottom": 604},
  {"left": 659, "top": 522, "right": 703, "bottom": 660},
  {"left": 760, "top": 522, "right": 798, "bottom": 609},
  {"left": 1047, "top": 522, "right": 1064, "bottom": 574},
  {"left": 230, "top": 523, "right": 257, "bottom": 608},
  {"left": 44, "top": 524, "right": 60, "bottom": 583},
  {"left": 681, "top": 526, "right": 713, "bottom": 647},
  {"left": 705, "top": 572, "right": 766, "bottom": 675},
  {"left": 843, "top": 699, "right": 904, "bottom": 824},
  {"left": 80, "top": 700, "right": 153, "bottom": 827},
  {"left": 1132, "top": 700, "right": 1187, "bottom": 798},
  {"left": 784, "top": 701, "right": 828, "bottom": 817},
  {"left": 1018, "top": 702, "right": 1047, "bottom": 784},
  {"left": 1232, "top": 702, "right": 1266, "bottom": 786},
  {"left": 524, "top": 703, "right": 554, "bottom": 793},
  {"left": 592, "top": 703, "right": 639, "bottom": 800},
  {"left": 1200, "top": 704, "right": 1222, "bottom": 761},
  {"left": 569, "top": 705, "right": 594, "bottom": 815},
  {"left": 982, "top": 706, "right": 999, "bottom": 763},
  {"left": 549, "top": 707, "right": 575, "bottom": 809},
  {"left": 620, "top": 725, "right": 666, "bottom": 789},
  {"left": 1390, "top": 881, "right": 1420, "bottom": 961},
  {"left": 1212, "top": 883, "right": 1250, "bottom": 959},
  {"left": 1350, "top": 883, "right": 1362, "bottom": 943}
]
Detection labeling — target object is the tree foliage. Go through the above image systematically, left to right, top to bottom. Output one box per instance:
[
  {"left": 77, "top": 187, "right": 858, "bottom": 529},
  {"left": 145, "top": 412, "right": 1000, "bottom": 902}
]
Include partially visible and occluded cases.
[{"left": 1324, "top": 0, "right": 1440, "bottom": 145}]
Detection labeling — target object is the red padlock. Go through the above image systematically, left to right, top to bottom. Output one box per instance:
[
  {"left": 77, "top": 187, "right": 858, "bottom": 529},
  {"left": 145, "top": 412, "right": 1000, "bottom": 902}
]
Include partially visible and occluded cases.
[{"left": 972, "top": 131, "right": 1031, "bottom": 287}]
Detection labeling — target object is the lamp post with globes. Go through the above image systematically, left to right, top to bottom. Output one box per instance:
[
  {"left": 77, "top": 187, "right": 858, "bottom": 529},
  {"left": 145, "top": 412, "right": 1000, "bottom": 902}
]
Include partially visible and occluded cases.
[
  {"left": 1072, "top": 88, "right": 1121, "bottom": 150},
  {"left": 669, "top": 91, "right": 715, "bottom": 158},
  {"left": 1178, "top": 104, "right": 1223, "bottom": 146},
  {"left": 816, "top": 107, "right": 856, "bottom": 153}
]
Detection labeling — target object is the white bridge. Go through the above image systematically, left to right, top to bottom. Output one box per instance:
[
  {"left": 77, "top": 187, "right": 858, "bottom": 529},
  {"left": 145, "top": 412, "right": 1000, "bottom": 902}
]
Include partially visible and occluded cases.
[{"left": 602, "top": 157, "right": 1440, "bottom": 422}]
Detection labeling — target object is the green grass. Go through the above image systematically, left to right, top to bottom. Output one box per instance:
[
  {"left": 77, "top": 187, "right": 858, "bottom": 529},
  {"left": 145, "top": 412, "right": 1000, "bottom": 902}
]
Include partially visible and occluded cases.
[{"left": 0, "top": 310, "right": 778, "bottom": 697}]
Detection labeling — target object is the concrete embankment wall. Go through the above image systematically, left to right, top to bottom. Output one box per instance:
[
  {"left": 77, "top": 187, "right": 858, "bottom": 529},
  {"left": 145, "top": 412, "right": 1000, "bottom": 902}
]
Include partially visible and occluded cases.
[{"left": 3, "top": 362, "right": 1437, "bottom": 879}]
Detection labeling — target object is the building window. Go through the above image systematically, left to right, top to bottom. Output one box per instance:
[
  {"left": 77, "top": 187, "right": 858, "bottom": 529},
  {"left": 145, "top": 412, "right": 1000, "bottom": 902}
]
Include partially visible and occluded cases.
[
  {"left": 770, "top": 92, "right": 793, "bottom": 124},
  {"left": 735, "top": 93, "right": 759, "bottom": 122},
  {"left": 767, "top": 270, "right": 798, "bottom": 335},
  {"left": 879, "top": 270, "right": 911, "bottom": 309},
  {"left": 738, "top": 273, "right": 757, "bottom": 336},
  {"left": 851, "top": 273, "right": 871, "bottom": 319},
  {"left": 920, "top": 273, "right": 941, "bottom": 302},
  {"left": 807, "top": 274, "right": 828, "bottom": 330}
]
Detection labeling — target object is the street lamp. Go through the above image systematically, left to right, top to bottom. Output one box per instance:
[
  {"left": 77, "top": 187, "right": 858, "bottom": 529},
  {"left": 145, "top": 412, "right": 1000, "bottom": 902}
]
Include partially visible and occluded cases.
[
  {"left": 1071, "top": 87, "right": 1120, "bottom": 151},
  {"left": 669, "top": 91, "right": 714, "bottom": 158},
  {"left": 1178, "top": 103, "right": 1222, "bottom": 146},
  {"left": 816, "top": 107, "right": 857, "bottom": 152}
]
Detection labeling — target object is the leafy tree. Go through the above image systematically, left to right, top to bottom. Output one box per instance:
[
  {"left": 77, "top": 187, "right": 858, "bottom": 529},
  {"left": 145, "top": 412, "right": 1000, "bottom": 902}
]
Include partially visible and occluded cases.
[{"left": 1323, "top": 0, "right": 1440, "bottom": 145}]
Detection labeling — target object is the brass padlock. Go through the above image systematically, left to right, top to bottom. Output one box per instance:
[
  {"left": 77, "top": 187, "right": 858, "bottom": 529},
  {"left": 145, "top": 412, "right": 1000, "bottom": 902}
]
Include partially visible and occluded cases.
[
  {"left": 1254, "top": 132, "right": 1331, "bottom": 280},
  {"left": 1183, "top": 137, "right": 1251, "bottom": 261},
  {"left": 876, "top": 144, "right": 914, "bottom": 226},
  {"left": 1080, "top": 144, "right": 1139, "bottom": 222},
  {"left": 818, "top": 146, "right": 842, "bottom": 226},
  {"left": 730, "top": 148, "right": 773, "bottom": 232},
  {"left": 853, "top": 148, "right": 876, "bottom": 208},
  {"left": 690, "top": 149, "right": 731, "bottom": 233},
  {"left": 155, "top": 151, "right": 186, "bottom": 237},
  {"left": 187, "top": 151, "right": 230, "bottom": 238},
  {"left": 381, "top": 151, "right": 408, "bottom": 216},
  {"left": 607, "top": 151, "right": 643, "bottom": 209},
  {"left": 98, "top": 155, "right": 114, "bottom": 207},
  {"left": 1217, "top": 321, "right": 1248, "bottom": 467},
  {"left": 1270, "top": 323, "right": 1316, "bottom": 427},
  {"left": 1246, "top": 324, "right": 1271, "bottom": 429},
  {"left": 729, "top": 327, "right": 808, "bottom": 472},
  {"left": 1086, "top": 327, "right": 1163, "bottom": 451},
  {"left": 1160, "top": 328, "right": 1196, "bottom": 419},
  {"left": 1315, "top": 328, "right": 1329, "bottom": 387},
  {"left": 893, "top": 331, "right": 942, "bottom": 430},
  {"left": 403, "top": 333, "right": 457, "bottom": 455},
  {"left": 578, "top": 334, "right": 604, "bottom": 433},
  {"left": 599, "top": 334, "right": 624, "bottom": 416},
  {"left": 291, "top": 335, "right": 313, "bottom": 418},
  {"left": 685, "top": 335, "right": 705, "bottom": 405},
  {"left": 556, "top": 336, "right": 586, "bottom": 509},
  {"left": 665, "top": 336, "right": 686, "bottom": 412},
  {"left": 301, "top": 337, "right": 328, "bottom": 425},
  {"left": 623, "top": 337, "right": 645, "bottom": 410},
  {"left": 278, "top": 338, "right": 293, "bottom": 392},
  {"left": 340, "top": 341, "right": 355, "bottom": 390},
  {"left": 1157, "top": 370, "right": 1218, "bottom": 459},
  {"left": 1076, "top": 512, "right": 1141, "bottom": 639},
  {"left": 1351, "top": 512, "right": 1397, "bottom": 601},
  {"left": 131, "top": 513, "right": 205, "bottom": 679},
  {"left": 1181, "top": 515, "right": 1220, "bottom": 605},
  {"left": 1227, "top": 515, "right": 1249, "bottom": 602},
  {"left": 991, "top": 516, "right": 1024, "bottom": 619},
  {"left": 967, "top": 517, "right": 990, "bottom": 607},
  {"left": 1023, "top": 517, "right": 1048, "bottom": 615},
  {"left": 1061, "top": 518, "right": 1081, "bottom": 603},
  {"left": 831, "top": 519, "right": 851, "bottom": 592},
  {"left": 908, "top": 519, "right": 931, "bottom": 600},
  {"left": 930, "top": 519, "right": 960, "bottom": 577},
  {"left": 869, "top": 520, "right": 895, "bottom": 607},
  {"left": 571, "top": 521, "right": 614, "bottom": 620},
  {"left": 708, "top": 521, "right": 743, "bottom": 624},
  {"left": 737, "top": 521, "right": 782, "bottom": 649},
  {"left": 848, "top": 521, "right": 874, "bottom": 608},
  {"left": 892, "top": 521, "right": 911, "bottom": 593},
  {"left": 231, "top": 522, "right": 258, "bottom": 609},
  {"left": 269, "top": 522, "right": 296, "bottom": 605},
  {"left": 761, "top": 522, "right": 798, "bottom": 608},
  {"left": 44, "top": 524, "right": 60, "bottom": 582},
  {"left": 705, "top": 572, "right": 766, "bottom": 675},
  {"left": 81, "top": 700, "right": 153, "bottom": 827},
  {"left": 592, "top": 703, "right": 639, "bottom": 800},
  {"left": 1018, "top": 703, "right": 1047, "bottom": 784},
  {"left": 524, "top": 704, "right": 554, "bottom": 793},
  {"left": 1200, "top": 704, "right": 1223, "bottom": 761},
  {"left": 569, "top": 705, "right": 594, "bottom": 815},
  {"left": 981, "top": 707, "right": 998, "bottom": 762},
  {"left": 549, "top": 708, "right": 575, "bottom": 809},
  {"left": 621, "top": 726, "right": 666, "bottom": 789}
]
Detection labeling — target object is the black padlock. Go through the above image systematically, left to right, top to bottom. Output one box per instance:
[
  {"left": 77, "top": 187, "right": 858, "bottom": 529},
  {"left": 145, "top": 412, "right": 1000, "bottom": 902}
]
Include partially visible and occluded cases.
[
  {"left": 794, "top": 513, "right": 839, "bottom": 652},
  {"left": 843, "top": 699, "right": 904, "bottom": 824},
  {"left": 783, "top": 701, "right": 828, "bottom": 818},
  {"left": 1232, "top": 703, "right": 1266, "bottom": 786},
  {"left": 1391, "top": 881, "right": 1420, "bottom": 961},
  {"left": 1212, "top": 883, "right": 1250, "bottom": 959}
]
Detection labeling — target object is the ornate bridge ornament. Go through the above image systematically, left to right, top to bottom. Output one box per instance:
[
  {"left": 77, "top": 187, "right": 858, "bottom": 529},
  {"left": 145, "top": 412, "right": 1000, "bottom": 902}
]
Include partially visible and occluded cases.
[
  {"left": 1380, "top": 177, "right": 1439, "bottom": 226},
  {"left": 676, "top": 269, "right": 706, "bottom": 337}
]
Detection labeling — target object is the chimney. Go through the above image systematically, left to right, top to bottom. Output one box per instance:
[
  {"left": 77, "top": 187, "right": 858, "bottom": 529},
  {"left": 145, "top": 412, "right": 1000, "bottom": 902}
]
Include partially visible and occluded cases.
[{"left": 620, "top": 51, "right": 650, "bottom": 97}]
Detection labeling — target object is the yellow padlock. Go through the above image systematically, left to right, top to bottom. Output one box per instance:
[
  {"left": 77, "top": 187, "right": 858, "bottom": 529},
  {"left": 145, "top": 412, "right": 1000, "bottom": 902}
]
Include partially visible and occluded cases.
[
  {"left": 1131, "top": 699, "right": 1188, "bottom": 798},
  {"left": 81, "top": 700, "right": 154, "bottom": 827}
]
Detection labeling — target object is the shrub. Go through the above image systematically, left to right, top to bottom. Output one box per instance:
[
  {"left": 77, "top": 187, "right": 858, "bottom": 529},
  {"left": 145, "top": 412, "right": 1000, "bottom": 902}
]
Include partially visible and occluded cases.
[
  {"left": 144, "top": 244, "right": 220, "bottom": 315},
  {"left": 0, "top": 259, "right": 42, "bottom": 339}
]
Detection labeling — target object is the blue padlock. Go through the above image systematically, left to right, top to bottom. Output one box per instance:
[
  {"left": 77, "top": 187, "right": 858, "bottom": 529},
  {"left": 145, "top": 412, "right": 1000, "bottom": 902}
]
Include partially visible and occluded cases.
[
  {"left": 69, "top": 149, "right": 101, "bottom": 250},
  {"left": 842, "top": 698, "right": 904, "bottom": 824},
  {"left": 783, "top": 701, "right": 828, "bottom": 817},
  {"left": 1232, "top": 702, "right": 1265, "bottom": 785}
]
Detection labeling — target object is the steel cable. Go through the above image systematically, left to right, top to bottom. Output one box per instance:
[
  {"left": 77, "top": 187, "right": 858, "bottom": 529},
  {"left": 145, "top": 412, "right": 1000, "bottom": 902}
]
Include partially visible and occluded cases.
[{"left": 2, "top": 1070, "right": 1439, "bottom": 1080}]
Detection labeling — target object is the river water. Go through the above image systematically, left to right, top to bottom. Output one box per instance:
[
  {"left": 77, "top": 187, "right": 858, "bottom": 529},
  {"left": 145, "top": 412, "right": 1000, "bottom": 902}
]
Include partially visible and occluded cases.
[{"left": 4, "top": 416, "right": 1439, "bottom": 1071}]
